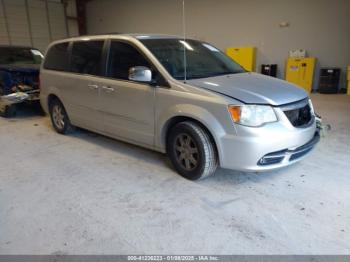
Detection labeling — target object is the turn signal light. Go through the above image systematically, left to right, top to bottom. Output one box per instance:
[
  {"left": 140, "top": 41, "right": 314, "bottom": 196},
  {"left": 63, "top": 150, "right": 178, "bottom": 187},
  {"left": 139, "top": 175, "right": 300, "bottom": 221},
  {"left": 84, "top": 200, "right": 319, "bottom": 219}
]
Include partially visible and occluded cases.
[{"left": 228, "top": 106, "right": 241, "bottom": 122}]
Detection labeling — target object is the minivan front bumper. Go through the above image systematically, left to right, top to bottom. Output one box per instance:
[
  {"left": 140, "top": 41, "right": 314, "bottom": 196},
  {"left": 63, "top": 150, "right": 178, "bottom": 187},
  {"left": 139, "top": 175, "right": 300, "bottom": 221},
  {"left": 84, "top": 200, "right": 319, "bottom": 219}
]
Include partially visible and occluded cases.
[
  {"left": 218, "top": 118, "right": 319, "bottom": 172},
  {"left": 257, "top": 132, "right": 319, "bottom": 166}
]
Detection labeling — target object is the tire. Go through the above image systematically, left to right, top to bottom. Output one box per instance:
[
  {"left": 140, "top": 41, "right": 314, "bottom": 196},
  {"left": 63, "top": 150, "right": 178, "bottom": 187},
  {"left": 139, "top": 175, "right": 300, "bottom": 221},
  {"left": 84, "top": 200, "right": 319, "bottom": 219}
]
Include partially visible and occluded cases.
[
  {"left": 49, "top": 98, "right": 73, "bottom": 134},
  {"left": 0, "top": 105, "right": 16, "bottom": 118},
  {"left": 167, "top": 121, "right": 218, "bottom": 180}
]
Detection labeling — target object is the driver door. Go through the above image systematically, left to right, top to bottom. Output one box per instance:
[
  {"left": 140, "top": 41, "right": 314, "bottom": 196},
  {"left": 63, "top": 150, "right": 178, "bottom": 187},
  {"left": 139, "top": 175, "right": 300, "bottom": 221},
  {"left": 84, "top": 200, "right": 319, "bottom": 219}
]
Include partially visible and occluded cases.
[{"left": 99, "top": 40, "right": 156, "bottom": 147}]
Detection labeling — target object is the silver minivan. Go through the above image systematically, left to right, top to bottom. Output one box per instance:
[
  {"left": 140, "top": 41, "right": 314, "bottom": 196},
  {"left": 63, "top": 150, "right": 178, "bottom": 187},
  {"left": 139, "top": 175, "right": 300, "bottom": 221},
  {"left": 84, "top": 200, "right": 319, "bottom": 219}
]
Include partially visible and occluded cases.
[{"left": 40, "top": 34, "right": 319, "bottom": 180}]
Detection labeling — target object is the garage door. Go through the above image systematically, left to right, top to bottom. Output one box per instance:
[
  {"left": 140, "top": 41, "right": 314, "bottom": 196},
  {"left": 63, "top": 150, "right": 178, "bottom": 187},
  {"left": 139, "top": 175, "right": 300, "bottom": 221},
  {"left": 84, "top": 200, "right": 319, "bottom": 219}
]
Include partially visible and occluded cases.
[{"left": 0, "top": 0, "right": 69, "bottom": 53}]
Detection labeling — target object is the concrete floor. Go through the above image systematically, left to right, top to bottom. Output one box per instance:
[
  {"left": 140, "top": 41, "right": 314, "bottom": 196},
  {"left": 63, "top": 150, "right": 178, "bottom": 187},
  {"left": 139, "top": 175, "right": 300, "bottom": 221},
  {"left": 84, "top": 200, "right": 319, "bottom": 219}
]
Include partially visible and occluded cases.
[{"left": 0, "top": 94, "right": 349, "bottom": 255}]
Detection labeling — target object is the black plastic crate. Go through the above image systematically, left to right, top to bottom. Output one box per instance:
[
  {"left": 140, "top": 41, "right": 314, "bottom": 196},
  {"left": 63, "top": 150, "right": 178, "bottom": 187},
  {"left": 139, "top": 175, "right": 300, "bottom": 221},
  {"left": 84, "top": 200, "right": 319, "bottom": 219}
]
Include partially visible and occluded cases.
[
  {"left": 261, "top": 64, "right": 277, "bottom": 77},
  {"left": 318, "top": 68, "right": 340, "bottom": 94}
]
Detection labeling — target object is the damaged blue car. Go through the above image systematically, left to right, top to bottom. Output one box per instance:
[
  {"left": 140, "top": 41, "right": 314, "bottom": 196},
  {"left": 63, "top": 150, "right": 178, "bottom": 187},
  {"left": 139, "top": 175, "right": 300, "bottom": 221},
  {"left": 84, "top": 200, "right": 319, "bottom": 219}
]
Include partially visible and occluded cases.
[{"left": 0, "top": 45, "right": 44, "bottom": 117}]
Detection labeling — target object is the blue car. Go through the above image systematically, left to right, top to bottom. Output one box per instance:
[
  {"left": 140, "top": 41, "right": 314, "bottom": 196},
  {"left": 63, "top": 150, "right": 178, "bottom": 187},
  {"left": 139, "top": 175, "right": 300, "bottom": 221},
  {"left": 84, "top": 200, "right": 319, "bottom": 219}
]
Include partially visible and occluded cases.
[{"left": 0, "top": 45, "right": 44, "bottom": 117}]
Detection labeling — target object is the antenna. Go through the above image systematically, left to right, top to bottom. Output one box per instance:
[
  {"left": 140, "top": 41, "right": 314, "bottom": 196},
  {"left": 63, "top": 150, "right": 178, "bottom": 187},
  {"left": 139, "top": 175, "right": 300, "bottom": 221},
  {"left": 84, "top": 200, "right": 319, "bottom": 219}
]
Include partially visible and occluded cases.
[{"left": 182, "top": 0, "right": 187, "bottom": 83}]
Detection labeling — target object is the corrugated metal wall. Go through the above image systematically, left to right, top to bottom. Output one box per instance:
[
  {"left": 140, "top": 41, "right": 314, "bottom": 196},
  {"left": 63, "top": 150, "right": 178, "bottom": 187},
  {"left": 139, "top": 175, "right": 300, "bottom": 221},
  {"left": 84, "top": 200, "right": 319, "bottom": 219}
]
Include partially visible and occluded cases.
[{"left": 0, "top": 0, "right": 77, "bottom": 53}]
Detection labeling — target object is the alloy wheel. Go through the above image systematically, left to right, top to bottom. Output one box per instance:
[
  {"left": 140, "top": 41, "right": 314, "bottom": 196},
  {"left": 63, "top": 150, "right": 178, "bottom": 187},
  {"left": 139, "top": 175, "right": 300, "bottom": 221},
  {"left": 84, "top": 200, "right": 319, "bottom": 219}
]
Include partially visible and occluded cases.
[
  {"left": 52, "top": 105, "right": 65, "bottom": 130},
  {"left": 174, "top": 133, "right": 199, "bottom": 171}
]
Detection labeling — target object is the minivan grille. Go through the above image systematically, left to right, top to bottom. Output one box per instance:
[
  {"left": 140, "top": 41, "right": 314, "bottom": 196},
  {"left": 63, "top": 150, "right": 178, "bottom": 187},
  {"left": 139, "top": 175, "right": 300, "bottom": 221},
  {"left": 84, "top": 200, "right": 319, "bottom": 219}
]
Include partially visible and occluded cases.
[{"left": 283, "top": 102, "right": 312, "bottom": 127}]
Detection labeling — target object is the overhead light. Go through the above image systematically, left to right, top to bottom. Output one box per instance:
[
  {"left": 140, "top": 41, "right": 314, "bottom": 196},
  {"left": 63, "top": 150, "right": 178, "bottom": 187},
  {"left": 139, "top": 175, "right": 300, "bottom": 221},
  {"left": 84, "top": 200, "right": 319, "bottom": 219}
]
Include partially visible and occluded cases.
[{"left": 279, "top": 21, "right": 290, "bottom": 28}]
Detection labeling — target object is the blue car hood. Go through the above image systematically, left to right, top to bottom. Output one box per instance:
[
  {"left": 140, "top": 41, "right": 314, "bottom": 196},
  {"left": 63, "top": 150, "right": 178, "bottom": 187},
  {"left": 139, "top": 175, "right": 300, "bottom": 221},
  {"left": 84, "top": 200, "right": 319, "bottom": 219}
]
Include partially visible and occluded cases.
[
  {"left": 0, "top": 64, "right": 40, "bottom": 73},
  {"left": 186, "top": 72, "right": 308, "bottom": 106}
]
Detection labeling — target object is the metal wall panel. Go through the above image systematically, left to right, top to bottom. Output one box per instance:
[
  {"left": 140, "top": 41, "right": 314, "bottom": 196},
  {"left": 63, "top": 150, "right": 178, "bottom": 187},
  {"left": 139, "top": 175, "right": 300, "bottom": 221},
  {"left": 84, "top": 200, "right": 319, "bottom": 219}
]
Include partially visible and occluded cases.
[
  {"left": 0, "top": 0, "right": 76, "bottom": 53},
  {"left": 0, "top": 0, "right": 10, "bottom": 45},
  {"left": 3, "top": 0, "right": 31, "bottom": 46},
  {"left": 28, "top": 0, "right": 51, "bottom": 52},
  {"left": 66, "top": 0, "right": 79, "bottom": 37},
  {"left": 47, "top": 1, "right": 67, "bottom": 41},
  {"left": 67, "top": 19, "right": 79, "bottom": 37}
]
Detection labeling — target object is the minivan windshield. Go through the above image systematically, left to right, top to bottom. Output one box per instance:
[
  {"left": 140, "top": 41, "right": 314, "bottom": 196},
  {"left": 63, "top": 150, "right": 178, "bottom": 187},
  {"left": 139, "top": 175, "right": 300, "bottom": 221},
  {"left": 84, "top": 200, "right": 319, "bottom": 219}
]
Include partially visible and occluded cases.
[
  {"left": 140, "top": 38, "right": 245, "bottom": 80},
  {"left": 0, "top": 47, "right": 44, "bottom": 65}
]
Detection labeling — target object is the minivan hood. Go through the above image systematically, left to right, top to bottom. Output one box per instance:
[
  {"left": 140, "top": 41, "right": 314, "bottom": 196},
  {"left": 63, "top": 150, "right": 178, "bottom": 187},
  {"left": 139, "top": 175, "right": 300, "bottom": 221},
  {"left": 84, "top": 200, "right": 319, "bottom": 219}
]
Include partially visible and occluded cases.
[{"left": 186, "top": 72, "right": 308, "bottom": 106}]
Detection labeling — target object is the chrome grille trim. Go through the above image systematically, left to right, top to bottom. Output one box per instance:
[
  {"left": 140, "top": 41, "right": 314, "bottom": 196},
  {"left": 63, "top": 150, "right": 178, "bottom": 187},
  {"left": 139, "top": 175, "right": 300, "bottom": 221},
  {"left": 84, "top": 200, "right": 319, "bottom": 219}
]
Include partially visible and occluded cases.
[{"left": 278, "top": 98, "right": 309, "bottom": 111}]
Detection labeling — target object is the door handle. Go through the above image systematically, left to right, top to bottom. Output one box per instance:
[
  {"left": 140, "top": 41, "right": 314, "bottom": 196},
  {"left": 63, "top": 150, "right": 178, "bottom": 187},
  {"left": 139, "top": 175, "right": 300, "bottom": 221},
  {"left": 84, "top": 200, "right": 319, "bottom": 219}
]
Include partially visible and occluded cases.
[
  {"left": 88, "top": 84, "right": 99, "bottom": 90},
  {"left": 101, "top": 86, "right": 115, "bottom": 92}
]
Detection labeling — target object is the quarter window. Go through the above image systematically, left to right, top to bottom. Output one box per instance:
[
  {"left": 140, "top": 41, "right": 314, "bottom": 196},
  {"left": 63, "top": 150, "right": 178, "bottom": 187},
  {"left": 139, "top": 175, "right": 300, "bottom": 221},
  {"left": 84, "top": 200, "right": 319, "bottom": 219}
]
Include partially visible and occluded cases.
[
  {"left": 70, "top": 41, "right": 104, "bottom": 76},
  {"left": 107, "top": 41, "right": 150, "bottom": 80},
  {"left": 43, "top": 42, "right": 70, "bottom": 71}
]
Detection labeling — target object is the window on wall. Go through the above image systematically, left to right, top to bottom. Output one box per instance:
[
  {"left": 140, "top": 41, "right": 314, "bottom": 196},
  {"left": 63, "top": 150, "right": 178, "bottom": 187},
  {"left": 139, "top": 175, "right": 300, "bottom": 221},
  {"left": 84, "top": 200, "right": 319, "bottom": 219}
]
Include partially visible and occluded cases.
[
  {"left": 70, "top": 41, "right": 105, "bottom": 76},
  {"left": 107, "top": 41, "right": 151, "bottom": 80},
  {"left": 43, "top": 42, "right": 70, "bottom": 71}
]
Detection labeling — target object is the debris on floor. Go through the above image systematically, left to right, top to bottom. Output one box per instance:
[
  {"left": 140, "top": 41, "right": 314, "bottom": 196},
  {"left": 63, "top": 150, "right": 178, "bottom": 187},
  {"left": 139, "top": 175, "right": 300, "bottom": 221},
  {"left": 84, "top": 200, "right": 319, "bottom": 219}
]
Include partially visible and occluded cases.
[{"left": 316, "top": 114, "right": 331, "bottom": 137}]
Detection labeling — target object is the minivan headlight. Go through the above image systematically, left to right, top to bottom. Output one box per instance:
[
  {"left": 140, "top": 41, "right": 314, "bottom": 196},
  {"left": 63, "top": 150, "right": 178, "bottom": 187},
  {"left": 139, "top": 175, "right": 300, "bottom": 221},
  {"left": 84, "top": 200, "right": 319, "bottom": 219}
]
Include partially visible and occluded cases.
[{"left": 228, "top": 105, "right": 277, "bottom": 127}]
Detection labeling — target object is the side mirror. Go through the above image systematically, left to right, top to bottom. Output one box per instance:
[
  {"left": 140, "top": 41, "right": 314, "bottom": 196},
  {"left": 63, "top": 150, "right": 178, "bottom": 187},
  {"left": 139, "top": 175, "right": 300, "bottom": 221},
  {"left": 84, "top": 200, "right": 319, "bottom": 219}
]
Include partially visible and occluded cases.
[{"left": 128, "top": 66, "right": 152, "bottom": 83}]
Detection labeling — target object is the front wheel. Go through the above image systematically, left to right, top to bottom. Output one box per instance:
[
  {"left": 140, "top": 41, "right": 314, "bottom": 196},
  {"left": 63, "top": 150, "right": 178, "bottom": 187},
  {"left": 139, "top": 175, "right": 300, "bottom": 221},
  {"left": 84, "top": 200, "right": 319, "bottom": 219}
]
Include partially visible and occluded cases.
[
  {"left": 49, "top": 99, "right": 73, "bottom": 134},
  {"left": 167, "top": 121, "right": 218, "bottom": 180}
]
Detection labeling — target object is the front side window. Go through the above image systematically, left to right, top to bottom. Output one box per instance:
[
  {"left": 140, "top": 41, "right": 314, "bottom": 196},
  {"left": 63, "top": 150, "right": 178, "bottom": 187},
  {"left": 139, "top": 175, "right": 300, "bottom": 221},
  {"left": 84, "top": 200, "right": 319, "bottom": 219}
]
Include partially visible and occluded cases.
[
  {"left": 140, "top": 38, "right": 245, "bottom": 80},
  {"left": 70, "top": 40, "right": 104, "bottom": 76},
  {"left": 107, "top": 41, "right": 150, "bottom": 80},
  {"left": 44, "top": 42, "right": 70, "bottom": 71},
  {"left": 0, "top": 47, "right": 43, "bottom": 65}
]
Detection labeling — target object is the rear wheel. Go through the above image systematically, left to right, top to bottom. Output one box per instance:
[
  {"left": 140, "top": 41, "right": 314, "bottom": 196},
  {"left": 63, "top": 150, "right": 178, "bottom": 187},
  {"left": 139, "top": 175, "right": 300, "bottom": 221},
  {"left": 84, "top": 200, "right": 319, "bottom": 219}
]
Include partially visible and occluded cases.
[
  {"left": 49, "top": 99, "right": 73, "bottom": 134},
  {"left": 167, "top": 121, "right": 218, "bottom": 180}
]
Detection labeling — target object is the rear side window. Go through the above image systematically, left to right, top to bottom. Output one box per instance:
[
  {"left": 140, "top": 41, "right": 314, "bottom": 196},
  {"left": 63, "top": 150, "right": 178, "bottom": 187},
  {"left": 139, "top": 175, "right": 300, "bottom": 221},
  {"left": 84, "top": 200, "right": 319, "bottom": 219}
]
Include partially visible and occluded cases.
[
  {"left": 70, "top": 41, "right": 104, "bottom": 76},
  {"left": 107, "top": 41, "right": 150, "bottom": 80},
  {"left": 44, "top": 42, "right": 70, "bottom": 71}
]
